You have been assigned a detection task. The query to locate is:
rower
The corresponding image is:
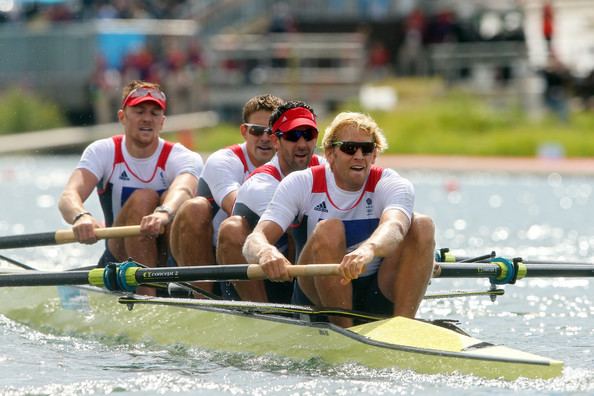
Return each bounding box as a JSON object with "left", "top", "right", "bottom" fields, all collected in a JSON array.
[
  {"left": 58, "top": 80, "right": 203, "bottom": 296},
  {"left": 169, "top": 94, "right": 285, "bottom": 295},
  {"left": 243, "top": 112, "right": 435, "bottom": 327},
  {"left": 217, "top": 101, "right": 325, "bottom": 302}
]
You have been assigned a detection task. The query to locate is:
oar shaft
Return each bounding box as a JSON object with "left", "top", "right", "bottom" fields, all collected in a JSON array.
[
  {"left": 435, "top": 263, "right": 500, "bottom": 278},
  {"left": 0, "top": 226, "right": 141, "bottom": 249},
  {"left": 441, "top": 254, "right": 594, "bottom": 266},
  {"left": 136, "top": 264, "right": 340, "bottom": 283},
  {"left": 436, "top": 263, "right": 594, "bottom": 278},
  {"left": 518, "top": 264, "right": 594, "bottom": 277},
  {"left": 0, "top": 271, "right": 90, "bottom": 286},
  {"left": 0, "top": 232, "right": 57, "bottom": 249},
  {"left": 0, "top": 263, "right": 342, "bottom": 288}
]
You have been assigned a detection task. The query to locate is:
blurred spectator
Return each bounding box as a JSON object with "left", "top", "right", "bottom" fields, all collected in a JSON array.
[
  {"left": 88, "top": 54, "right": 121, "bottom": 124},
  {"left": 425, "top": 9, "right": 458, "bottom": 44},
  {"left": 540, "top": 53, "right": 573, "bottom": 122},
  {"left": 163, "top": 40, "right": 193, "bottom": 114},
  {"left": 542, "top": 2, "right": 554, "bottom": 51},
  {"left": 367, "top": 41, "right": 391, "bottom": 79},
  {"left": 268, "top": 2, "right": 297, "bottom": 33},
  {"left": 95, "top": 2, "right": 119, "bottom": 19},
  {"left": 397, "top": 8, "right": 428, "bottom": 76},
  {"left": 187, "top": 39, "right": 204, "bottom": 68},
  {"left": 87, "top": 36, "right": 209, "bottom": 122},
  {"left": 576, "top": 69, "right": 594, "bottom": 111}
]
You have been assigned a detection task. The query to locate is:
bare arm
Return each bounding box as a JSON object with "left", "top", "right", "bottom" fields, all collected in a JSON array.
[
  {"left": 141, "top": 173, "right": 198, "bottom": 236},
  {"left": 220, "top": 190, "right": 238, "bottom": 216},
  {"left": 340, "top": 209, "right": 411, "bottom": 282},
  {"left": 242, "top": 220, "right": 292, "bottom": 280},
  {"left": 58, "top": 168, "right": 101, "bottom": 244}
]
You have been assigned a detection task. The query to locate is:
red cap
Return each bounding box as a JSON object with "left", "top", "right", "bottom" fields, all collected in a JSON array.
[
  {"left": 122, "top": 87, "right": 167, "bottom": 110},
  {"left": 272, "top": 106, "right": 317, "bottom": 132}
]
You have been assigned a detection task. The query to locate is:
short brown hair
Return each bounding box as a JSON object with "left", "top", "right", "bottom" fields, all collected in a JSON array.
[{"left": 242, "top": 94, "right": 285, "bottom": 123}]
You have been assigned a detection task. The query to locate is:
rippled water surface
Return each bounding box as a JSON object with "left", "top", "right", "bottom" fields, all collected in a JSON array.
[{"left": 1, "top": 156, "right": 593, "bottom": 395}]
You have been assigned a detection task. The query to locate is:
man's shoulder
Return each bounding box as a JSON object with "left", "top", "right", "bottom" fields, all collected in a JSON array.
[
  {"left": 167, "top": 141, "right": 201, "bottom": 158},
  {"left": 204, "top": 145, "right": 244, "bottom": 166},
  {"left": 378, "top": 166, "right": 409, "bottom": 182},
  {"left": 88, "top": 136, "right": 116, "bottom": 149},
  {"left": 237, "top": 178, "right": 275, "bottom": 208},
  {"left": 82, "top": 137, "right": 116, "bottom": 159},
  {"left": 279, "top": 167, "right": 314, "bottom": 188}
]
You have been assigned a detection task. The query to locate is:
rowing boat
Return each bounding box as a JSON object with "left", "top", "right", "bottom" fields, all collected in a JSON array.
[{"left": 0, "top": 259, "right": 565, "bottom": 381}]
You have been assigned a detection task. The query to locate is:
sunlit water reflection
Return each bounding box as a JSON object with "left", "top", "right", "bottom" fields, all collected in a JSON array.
[{"left": 1, "top": 156, "right": 593, "bottom": 395}]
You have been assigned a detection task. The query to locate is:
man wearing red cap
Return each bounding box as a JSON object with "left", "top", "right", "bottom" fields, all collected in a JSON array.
[
  {"left": 168, "top": 94, "right": 284, "bottom": 296},
  {"left": 243, "top": 112, "right": 434, "bottom": 327},
  {"left": 58, "top": 80, "right": 203, "bottom": 295},
  {"left": 218, "top": 101, "right": 325, "bottom": 302}
]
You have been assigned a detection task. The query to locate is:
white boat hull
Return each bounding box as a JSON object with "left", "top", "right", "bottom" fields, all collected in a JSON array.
[{"left": 0, "top": 285, "right": 563, "bottom": 380}]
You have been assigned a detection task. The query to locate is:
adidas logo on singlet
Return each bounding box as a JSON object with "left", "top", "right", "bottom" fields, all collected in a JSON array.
[
  {"left": 313, "top": 201, "right": 328, "bottom": 213},
  {"left": 119, "top": 170, "right": 130, "bottom": 181}
]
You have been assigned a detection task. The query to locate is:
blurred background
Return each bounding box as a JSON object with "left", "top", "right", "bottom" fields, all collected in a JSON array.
[{"left": 0, "top": 0, "right": 593, "bottom": 156}]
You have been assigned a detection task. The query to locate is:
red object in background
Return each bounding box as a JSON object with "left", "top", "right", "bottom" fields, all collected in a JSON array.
[
  {"left": 543, "top": 2, "right": 554, "bottom": 42},
  {"left": 444, "top": 178, "right": 460, "bottom": 193}
]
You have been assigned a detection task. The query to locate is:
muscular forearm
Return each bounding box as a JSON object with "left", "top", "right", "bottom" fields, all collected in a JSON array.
[
  {"left": 360, "top": 215, "right": 408, "bottom": 258},
  {"left": 163, "top": 174, "right": 198, "bottom": 215},
  {"left": 59, "top": 190, "right": 89, "bottom": 224},
  {"left": 242, "top": 231, "right": 271, "bottom": 264}
]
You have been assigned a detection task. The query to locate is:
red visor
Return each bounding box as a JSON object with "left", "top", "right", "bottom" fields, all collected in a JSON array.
[
  {"left": 122, "top": 87, "right": 167, "bottom": 110},
  {"left": 272, "top": 106, "right": 317, "bottom": 132}
]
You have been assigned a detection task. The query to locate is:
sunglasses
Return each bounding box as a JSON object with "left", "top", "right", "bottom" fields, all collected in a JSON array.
[
  {"left": 244, "top": 123, "right": 271, "bottom": 136},
  {"left": 122, "top": 87, "right": 167, "bottom": 105},
  {"left": 332, "top": 141, "right": 376, "bottom": 155},
  {"left": 275, "top": 128, "right": 318, "bottom": 142}
]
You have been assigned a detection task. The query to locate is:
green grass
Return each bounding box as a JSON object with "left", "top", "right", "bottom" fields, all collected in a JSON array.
[
  {"left": 0, "top": 88, "right": 67, "bottom": 134},
  {"left": 165, "top": 78, "right": 594, "bottom": 158}
]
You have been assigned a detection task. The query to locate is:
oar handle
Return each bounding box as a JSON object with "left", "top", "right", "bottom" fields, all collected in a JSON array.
[
  {"left": 0, "top": 225, "right": 142, "bottom": 249},
  {"left": 54, "top": 225, "right": 142, "bottom": 244},
  {"left": 246, "top": 264, "right": 340, "bottom": 279}
]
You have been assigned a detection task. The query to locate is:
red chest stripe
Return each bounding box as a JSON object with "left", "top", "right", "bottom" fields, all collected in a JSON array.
[
  {"left": 229, "top": 144, "right": 249, "bottom": 173},
  {"left": 311, "top": 165, "right": 383, "bottom": 211},
  {"left": 110, "top": 135, "right": 174, "bottom": 183},
  {"left": 249, "top": 164, "right": 282, "bottom": 181}
]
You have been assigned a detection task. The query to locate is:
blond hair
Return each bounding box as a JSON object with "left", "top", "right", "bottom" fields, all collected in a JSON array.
[{"left": 322, "top": 112, "right": 388, "bottom": 153}]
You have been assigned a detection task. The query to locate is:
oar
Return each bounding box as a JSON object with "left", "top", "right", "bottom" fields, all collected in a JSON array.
[
  {"left": 0, "top": 225, "right": 141, "bottom": 249},
  {"left": 436, "top": 262, "right": 594, "bottom": 282},
  {"left": 0, "top": 262, "right": 341, "bottom": 289},
  {"left": 2, "top": 259, "right": 593, "bottom": 289},
  {"left": 437, "top": 250, "right": 594, "bottom": 266},
  {"left": 119, "top": 294, "right": 387, "bottom": 322},
  {"left": 0, "top": 253, "right": 36, "bottom": 270}
]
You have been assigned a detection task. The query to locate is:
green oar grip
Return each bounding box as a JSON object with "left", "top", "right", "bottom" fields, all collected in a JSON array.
[
  {"left": 88, "top": 268, "right": 105, "bottom": 287},
  {"left": 125, "top": 265, "right": 139, "bottom": 287},
  {"left": 87, "top": 262, "right": 140, "bottom": 292}
]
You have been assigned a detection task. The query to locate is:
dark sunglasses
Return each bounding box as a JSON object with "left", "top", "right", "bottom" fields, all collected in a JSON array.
[
  {"left": 244, "top": 123, "right": 271, "bottom": 136},
  {"left": 332, "top": 141, "right": 376, "bottom": 155},
  {"left": 275, "top": 128, "right": 318, "bottom": 142}
]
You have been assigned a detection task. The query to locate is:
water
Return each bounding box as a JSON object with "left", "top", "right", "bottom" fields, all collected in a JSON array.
[{"left": 1, "top": 155, "right": 594, "bottom": 395}]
